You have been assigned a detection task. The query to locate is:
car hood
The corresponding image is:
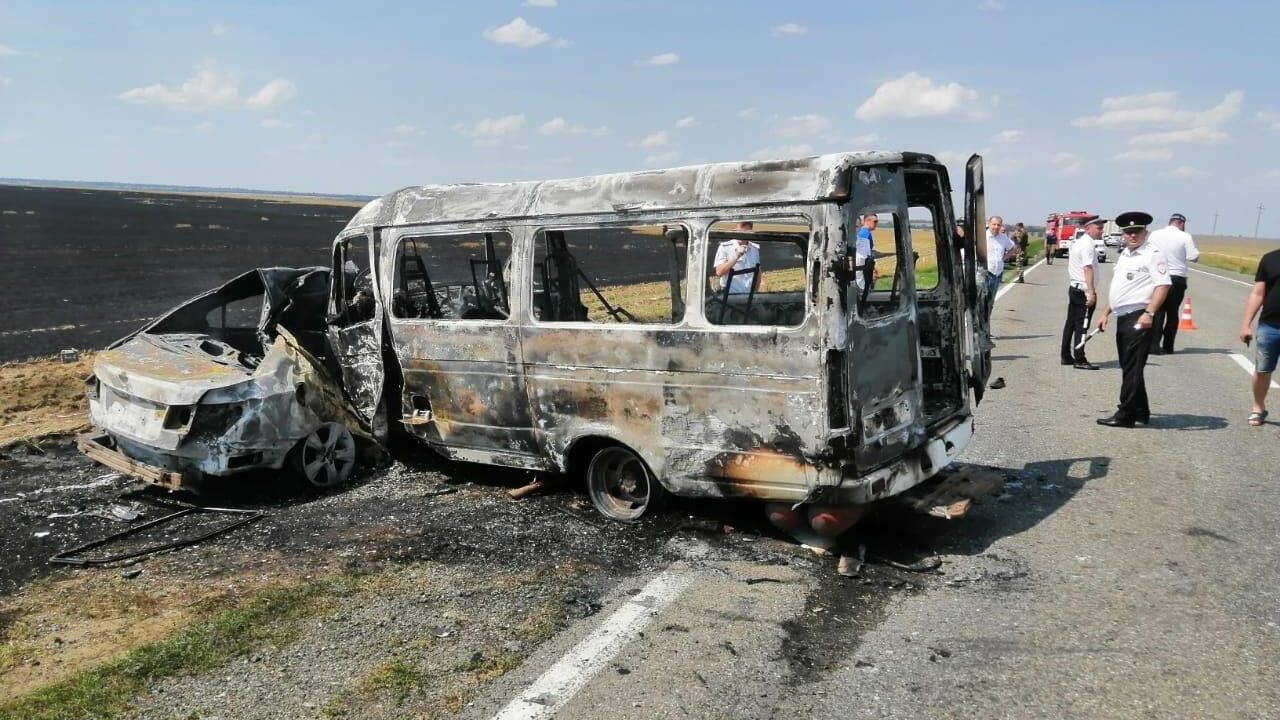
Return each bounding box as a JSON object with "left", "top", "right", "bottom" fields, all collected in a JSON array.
[{"left": 93, "top": 333, "right": 260, "bottom": 406}]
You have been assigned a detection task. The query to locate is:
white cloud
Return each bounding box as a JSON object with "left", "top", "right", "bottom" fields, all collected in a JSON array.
[
  {"left": 1171, "top": 165, "right": 1204, "bottom": 178},
  {"left": 855, "top": 72, "right": 982, "bottom": 120},
  {"left": 245, "top": 78, "right": 298, "bottom": 110},
  {"left": 524, "top": 0, "right": 558, "bottom": 6},
  {"left": 260, "top": 118, "right": 292, "bottom": 129},
  {"left": 996, "top": 129, "right": 1023, "bottom": 143},
  {"left": 483, "top": 18, "right": 550, "bottom": 48},
  {"left": 750, "top": 144, "right": 814, "bottom": 160},
  {"left": 1072, "top": 91, "right": 1242, "bottom": 129},
  {"left": 391, "top": 123, "right": 423, "bottom": 135},
  {"left": 551, "top": 38, "right": 570, "bottom": 48},
  {"left": 636, "top": 52, "right": 679, "bottom": 66},
  {"left": 675, "top": 116, "right": 696, "bottom": 129},
  {"left": 773, "top": 114, "right": 832, "bottom": 138},
  {"left": 977, "top": 0, "right": 1004, "bottom": 8},
  {"left": 212, "top": 23, "right": 228, "bottom": 36},
  {"left": 538, "top": 116, "right": 609, "bottom": 136},
  {"left": 773, "top": 23, "right": 808, "bottom": 37},
  {"left": 1256, "top": 111, "right": 1280, "bottom": 130},
  {"left": 454, "top": 114, "right": 527, "bottom": 145},
  {"left": 737, "top": 107, "right": 758, "bottom": 120},
  {"left": 640, "top": 130, "right": 670, "bottom": 148},
  {"left": 118, "top": 61, "right": 297, "bottom": 112},
  {"left": 1113, "top": 148, "right": 1173, "bottom": 162},
  {"left": 1129, "top": 126, "right": 1229, "bottom": 145},
  {"left": 643, "top": 151, "right": 681, "bottom": 167},
  {"left": 0, "top": 44, "right": 19, "bottom": 56}
]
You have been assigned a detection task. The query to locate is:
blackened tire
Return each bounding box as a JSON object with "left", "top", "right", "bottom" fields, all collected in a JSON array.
[{"left": 586, "top": 445, "right": 663, "bottom": 522}]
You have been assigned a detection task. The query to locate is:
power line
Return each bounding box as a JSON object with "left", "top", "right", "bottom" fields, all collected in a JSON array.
[{"left": 1256, "top": 204, "right": 1266, "bottom": 241}]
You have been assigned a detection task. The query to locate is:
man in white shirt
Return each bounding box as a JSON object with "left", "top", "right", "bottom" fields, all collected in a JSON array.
[
  {"left": 1146, "top": 212, "right": 1199, "bottom": 354},
  {"left": 1061, "top": 216, "right": 1104, "bottom": 369},
  {"left": 712, "top": 221, "right": 762, "bottom": 294},
  {"left": 982, "top": 216, "right": 1018, "bottom": 322},
  {"left": 1094, "top": 211, "right": 1172, "bottom": 427}
]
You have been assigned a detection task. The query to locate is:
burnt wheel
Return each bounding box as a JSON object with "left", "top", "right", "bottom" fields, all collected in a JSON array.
[
  {"left": 292, "top": 422, "right": 356, "bottom": 488},
  {"left": 586, "top": 446, "right": 662, "bottom": 522}
]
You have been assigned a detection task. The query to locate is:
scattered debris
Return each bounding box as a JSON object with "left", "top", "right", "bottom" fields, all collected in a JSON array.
[
  {"left": 507, "top": 478, "right": 546, "bottom": 500},
  {"left": 837, "top": 545, "right": 867, "bottom": 577},
  {"left": 49, "top": 506, "right": 265, "bottom": 566},
  {"left": 988, "top": 377, "right": 1006, "bottom": 390},
  {"left": 120, "top": 568, "right": 142, "bottom": 579},
  {"left": 33, "top": 530, "right": 51, "bottom": 538},
  {"left": 88, "top": 502, "right": 145, "bottom": 523},
  {"left": 744, "top": 577, "right": 785, "bottom": 586},
  {"left": 59, "top": 348, "right": 80, "bottom": 363},
  {"left": 898, "top": 465, "right": 1003, "bottom": 519}
]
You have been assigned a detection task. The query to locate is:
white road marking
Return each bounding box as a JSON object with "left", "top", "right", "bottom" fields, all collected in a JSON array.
[
  {"left": 1230, "top": 352, "right": 1280, "bottom": 388},
  {"left": 1188, "top": 266, "right": 1253, "bottom": 288},
  {"left": 995, "top": 257, "right": 1047, "bottom": 303},
  {"left": 491, "top": 567, "right": 695, "bottom": 720}
]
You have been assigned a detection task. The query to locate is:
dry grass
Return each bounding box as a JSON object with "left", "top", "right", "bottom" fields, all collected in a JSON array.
[
  {"left": 1194, "top": 236, "right": 1278, "bottom": 276},
  {"left": 0, "top": 355, "right": 94, "bottom": 447}
]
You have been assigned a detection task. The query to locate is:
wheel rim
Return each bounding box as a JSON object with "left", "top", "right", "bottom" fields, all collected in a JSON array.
[
  {"left": 587, "top": 447, "right": 654, "bottom": 521},
  {"left": 299, "top": 422, "right": 356, "bottom": 488}
]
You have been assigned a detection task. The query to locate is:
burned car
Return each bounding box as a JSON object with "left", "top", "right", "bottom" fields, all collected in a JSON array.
[{"left": 80, "top": 267, "right": 376, "bottom": 490}]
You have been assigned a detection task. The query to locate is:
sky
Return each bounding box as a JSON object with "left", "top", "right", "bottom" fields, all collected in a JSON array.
[{"left": 1, "top": 0, "right": 1278, "bottom": 237}]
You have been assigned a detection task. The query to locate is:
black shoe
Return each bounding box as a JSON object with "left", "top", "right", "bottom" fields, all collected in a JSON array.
[
  {"left": 1073, "top": 361, "right": 1100, "bottom": 370},
  {"left": 1162, "top": 347, "right": 1175, "bottom": 355},
  {"left": 1097, "top": 414, "right": 1136, "bottom": 428},
  {"left": 1135, "top": 414, "right": 1151, "bottom": 425},
  {"left": 1061, "top": 359, "right": 1075, "bottom": 366}
]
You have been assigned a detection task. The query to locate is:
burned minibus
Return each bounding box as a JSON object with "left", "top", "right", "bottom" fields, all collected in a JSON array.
[{"left": 330, "top": 152, "right": 992, "bottom": 531}]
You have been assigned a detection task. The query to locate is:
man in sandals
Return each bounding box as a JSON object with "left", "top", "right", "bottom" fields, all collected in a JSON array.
[{"left": 1239, "top": 247, "right": 1280, "bottom": 426}]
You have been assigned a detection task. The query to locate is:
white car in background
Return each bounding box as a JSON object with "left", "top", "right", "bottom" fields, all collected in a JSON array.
[{"left": 1073, "top": 228, "right": 1108, "bottom": 263}]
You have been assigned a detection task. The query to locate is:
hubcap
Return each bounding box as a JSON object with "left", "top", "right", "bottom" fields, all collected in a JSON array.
[{"left": 300, "top": 422, "right": 355, "bottom": 487}]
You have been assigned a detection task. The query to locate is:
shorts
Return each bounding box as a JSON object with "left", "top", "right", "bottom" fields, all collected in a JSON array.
[{"left": 1256, "top": 322, "right": 1280, "bottom": 373}]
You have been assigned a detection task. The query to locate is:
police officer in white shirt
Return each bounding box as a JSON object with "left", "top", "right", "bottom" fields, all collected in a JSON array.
[
  {"left": 1062, "top": 216, "right": 1105, "bottom": 369},
  {"left": 1094, "top": 211, "right": 1172, "bottom": 427},
  {"left": 712, "top": 221, "right": 762, "bottom": 294},
  {"left": 1146, "top": 212, "right": 1199, "bottom": 354}
]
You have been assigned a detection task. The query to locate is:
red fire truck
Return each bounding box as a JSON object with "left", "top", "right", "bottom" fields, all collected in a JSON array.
[{"left": 1046, "top": 211, "right": 1094, "bottom": 258}]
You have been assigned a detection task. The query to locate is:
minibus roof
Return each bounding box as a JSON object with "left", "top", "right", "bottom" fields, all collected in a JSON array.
[{"left": 341, "top": 151, "right": 938, "bottom": 232}]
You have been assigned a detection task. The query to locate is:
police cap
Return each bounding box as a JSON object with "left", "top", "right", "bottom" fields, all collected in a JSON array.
[
  {"left": 1115, "top": 211, "right": 1154, "bottom": 232},
  {"left": 1083, "top": 215, "right": 1108, "bottom": 227}
]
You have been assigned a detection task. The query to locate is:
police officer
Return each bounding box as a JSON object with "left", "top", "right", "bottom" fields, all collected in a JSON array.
[
  {"left": 1062, "top": 216, "right": 1105, "bottom": 369},
  {"left": 1094, "top": 211, "right": 1172, "bottom": 427}
]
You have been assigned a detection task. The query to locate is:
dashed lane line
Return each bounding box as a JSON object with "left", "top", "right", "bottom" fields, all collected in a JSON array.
[
  {"left": 491, "top": 567, "right": 695, "bottom": 720},
  {"left": 1230, "top": 352, "right": 1280, "bottom": 388}
]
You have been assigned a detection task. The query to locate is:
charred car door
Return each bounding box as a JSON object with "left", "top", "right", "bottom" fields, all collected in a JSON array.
[
  {"left": 845, "top": 165, "right": 925, "bottom": 472},
  {"left": 962, "top": 154, "right": 992, "bottom": 403},
  {"left": 328, "top": 232, "right": 387, "bottom": 428}
]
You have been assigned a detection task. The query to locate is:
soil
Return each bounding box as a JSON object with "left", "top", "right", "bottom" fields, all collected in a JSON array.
[{"left": 0, "top": 184, "right": 359, "bottom": 361}]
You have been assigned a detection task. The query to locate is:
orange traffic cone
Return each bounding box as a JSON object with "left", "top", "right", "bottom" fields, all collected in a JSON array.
[{"left": 1178, "top": 296, "right": 1199, "bottom": 330}]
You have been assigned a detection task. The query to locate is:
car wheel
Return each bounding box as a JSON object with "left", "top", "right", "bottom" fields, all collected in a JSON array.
[
  {"left": 292, "top": 422, "right": 357, "bottom": 488},
  {"left": 586, "top": 445, "right": 662, "bottom": 522}
]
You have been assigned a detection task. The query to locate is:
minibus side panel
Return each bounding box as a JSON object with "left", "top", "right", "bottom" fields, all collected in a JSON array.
[{"left": 380, "top": 227, "right": 542, "bottom": 463}]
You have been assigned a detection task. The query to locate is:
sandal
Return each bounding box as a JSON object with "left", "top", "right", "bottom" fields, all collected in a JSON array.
[{"left": 1248, "top": 410, "right": 1268, "bottom": 426}]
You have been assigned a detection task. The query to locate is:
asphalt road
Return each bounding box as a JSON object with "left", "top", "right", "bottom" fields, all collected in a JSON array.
[{"left": 465, "top": 256, "right": 1280, "bottom": 720}]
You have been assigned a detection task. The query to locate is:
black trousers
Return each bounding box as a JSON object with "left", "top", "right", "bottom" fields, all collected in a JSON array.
[
  {"left": 1116, "top": 309, "right": 1153, "bottom": 421},
  {"left": 1061, "top": 287, "right": 1095, "bottom": 363},
  {"left": 1150, "top": 275, "right": 1187, "bottom": 352}
]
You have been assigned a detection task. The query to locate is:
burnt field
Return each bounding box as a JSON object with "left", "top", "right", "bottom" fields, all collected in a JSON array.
[{"left": 0, "top": 185, "right": 361, "bottom": 362}]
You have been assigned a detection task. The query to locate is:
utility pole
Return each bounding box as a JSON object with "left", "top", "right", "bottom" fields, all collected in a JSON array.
[
  {"left": 1211, "top": 211, "right": 1219, "bottom": 235},
  {"left": 1256, "top": 204, "right": 1266, "bottom": 240}
]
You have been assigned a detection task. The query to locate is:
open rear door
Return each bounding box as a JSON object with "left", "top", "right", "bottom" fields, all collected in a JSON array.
[
  {"left": 327, "top": 232, "right": 387, "bottom": 434},
  {"left": 963, "top": 154, "right": 991, "bottom": 404}
]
